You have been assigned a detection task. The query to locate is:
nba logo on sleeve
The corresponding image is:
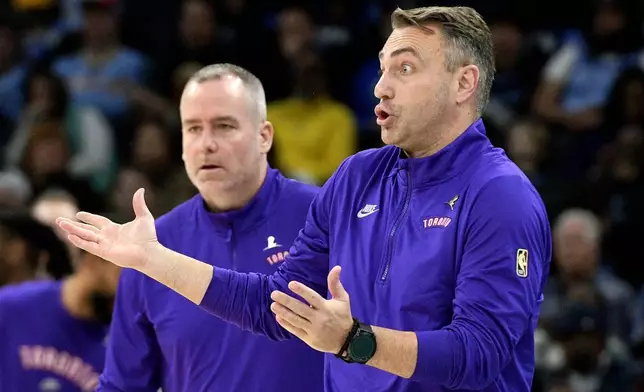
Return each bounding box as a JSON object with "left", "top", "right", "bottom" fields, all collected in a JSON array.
[{"left": 516, "top": 248, "right": 528, "bottom": 278}]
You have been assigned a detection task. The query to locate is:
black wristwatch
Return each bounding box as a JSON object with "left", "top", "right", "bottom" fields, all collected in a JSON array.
[{"left": 335, "top": 318, "right": 377, "bottom": 364}]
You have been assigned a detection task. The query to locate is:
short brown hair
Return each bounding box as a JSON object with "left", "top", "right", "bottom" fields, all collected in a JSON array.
[
  {"left": 391, "top": 6, "right": 495, "bottom": 116},
  {"left": 186, "top": 63, "right": 267, "bottom": 122}
]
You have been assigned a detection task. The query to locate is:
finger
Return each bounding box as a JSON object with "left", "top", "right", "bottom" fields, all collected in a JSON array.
[
  {"left": 76, "top": 211, "right": 113, "bottom": 230},
  {"left": 270, "top": 302, "right": 311, "bottom": 330},
  {"left": 270, "top": 291, "right": 315, "bottom": 320},
  {"left": 287, "top": 281, "right": 325, "bottom": 309},
  {"left": 67, "top": 234, "right": 103, "bottom": 257},
  {"left": 275, "top": 315, "right": 307, "bottom": 341},
  {"left": 327, "top": 266, "right": 348, "bottom": 301},
  {"left": 133, "top": 188, "right": 153, "bottom": 218},
  {"left": 58, "top": 220, "right": 100, "bottom": 243},
  {"left": 56, "top": 217, "right": 99, "bottom": 234}
]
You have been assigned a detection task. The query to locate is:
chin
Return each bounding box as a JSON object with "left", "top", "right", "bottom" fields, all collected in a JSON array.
[{"left": 380, "top": 126, "right": 402, "bottom": 147}]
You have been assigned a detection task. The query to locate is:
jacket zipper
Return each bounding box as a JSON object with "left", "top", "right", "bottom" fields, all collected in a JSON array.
[
  {"left": 227, "top": 225, "right": 237, "bottom": 271},
  {"left": 380, "top": 169, "right": 412, "bottom": 282}
]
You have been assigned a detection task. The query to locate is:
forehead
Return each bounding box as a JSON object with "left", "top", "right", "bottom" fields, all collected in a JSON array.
[
  {"left": 380, "top": 24, "right": 444, "bottom": 61},
  {"left": 558, "top": 220, "right": 588, "bottom": 237},
  {"left": 180, "top": 77, "right": 250, "bottom": 120}
]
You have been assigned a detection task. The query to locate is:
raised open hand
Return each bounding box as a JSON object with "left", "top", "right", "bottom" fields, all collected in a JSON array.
[{"left": 56, "top": 188, "right": 158, "bottom": 269}]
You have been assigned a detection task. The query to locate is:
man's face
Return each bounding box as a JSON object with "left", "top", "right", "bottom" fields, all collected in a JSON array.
[
  {"left": 32, "top": 198, "right": 79, "bottom": 260},
  {"left": 179, "top": 0, "right": 215, "bottom": 47},
  {"left": 555, "top": 220, "right": 598, "bottom": 279},
  {"left": 0, "top": 233, "right": 26, "bottom": 286},
  {"left": 375, "top": 25, "right": 455, "bottom": 152},
  {"left": 180, "top": 77, "right": 272, "bottom": 199}
]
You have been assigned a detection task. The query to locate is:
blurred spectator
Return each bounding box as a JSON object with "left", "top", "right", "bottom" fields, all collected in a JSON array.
[
  {"left": 506, "top": 119, "right": 550, "bottom": 183},
  {"left": 350, "top": 6, "right": 391, "bottom": 150},
  {"left": 534, "top": 0, "right": 642, "bottom": 132},
  {"left": 0, "top": 18, "right": 27, "bottom": 129},
  {"left": 17, "top": 119, "right": 104, "bottom": 212},
  {"left": 0, "top": 210, "right": 71, "bottom": 287},
  {"left": 484, "top": 17, "right": 549, "bottom": 143},
  {"left": 532, "top": 0, "right": 644, "bottom": 178},
  {"left": 31, "top": 188, "right": 80, "bottom": 262},
  {"left": 128, "top": 61, "right": 204, "bottom": 130},
  {"left": 0, "top": 248, "right": 119, "bottom": 391},
  {"left": 0, "top": 169, "right": 32, "bottom": 207},
  {"left": 268, "top": 51, "right": 357, "bottom": 185},
  {"left": 541, "top": 209, "right": 634, "bottom": 341},
  {"left": 4, "top": 68, "right": 116, "bottom": 193},
  {"left": 162, "top": 0, "right": 236, "bottom": 86},
  {"left": 51, "top": 0, "right": 147, "bottom": 153},
  {"left": 128, "top": 118, "right": 195, "bottom": 215},
  {"left": 584, "top": 76, "right": 644, "bottom": 286},
  {"left": 108, "top": 167, "right": 155, "bottom": 219},
  {"left": 536, "top": 296, "right": 640, "bottom": 392}
]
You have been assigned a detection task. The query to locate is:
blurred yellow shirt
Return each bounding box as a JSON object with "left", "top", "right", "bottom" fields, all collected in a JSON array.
[{"left": 268, "top": 97, "right": 357, "bottom": 185}]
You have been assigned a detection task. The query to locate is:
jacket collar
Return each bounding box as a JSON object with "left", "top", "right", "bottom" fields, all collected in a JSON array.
[
  {"left": 395, "top": 119, "right": 492, "bottom": 187},
  {"left": 198, "top": 166, "right": 280, "bottom": 234}
]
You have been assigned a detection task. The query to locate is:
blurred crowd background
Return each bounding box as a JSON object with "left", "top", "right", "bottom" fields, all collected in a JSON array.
[{"left": 1, "top": 0, "right": 644, "bottom": 390}]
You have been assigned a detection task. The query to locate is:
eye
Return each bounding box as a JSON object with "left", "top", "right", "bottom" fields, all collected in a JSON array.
[
  {"left": 378, "top": 69, "right": 384, "bottom": 77},
  {"left": 217, "top": 123, "right": 235, "bottom": 130},
  {"left": 187, "top": 126, "right": 201, "bottom": 133},
  {"left": 401, "top": 64, "right": 413, "bottom": 74}
]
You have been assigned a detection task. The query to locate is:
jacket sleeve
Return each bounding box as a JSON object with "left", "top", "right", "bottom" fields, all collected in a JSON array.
[
  {"left": 198, "top": 161, "right": 349, "bottom": 340},
  {"left": 97, "top": 270, "right": 162, "bottom": 391},
  {"left": 411, "top": 175, "right": 551, "bottom": 389}
]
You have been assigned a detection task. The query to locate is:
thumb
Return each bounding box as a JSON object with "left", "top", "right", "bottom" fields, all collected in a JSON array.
[
  {"left": 132, "top": 188, "right": 153, "bottom": 218},
  {"left": 327, "top": 266, "right": 348, "bottom": 301}
]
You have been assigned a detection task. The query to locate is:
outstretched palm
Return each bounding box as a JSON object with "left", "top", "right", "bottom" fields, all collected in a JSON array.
[{"left": 56, "top": 188, "right": 158, "bottom": 269}]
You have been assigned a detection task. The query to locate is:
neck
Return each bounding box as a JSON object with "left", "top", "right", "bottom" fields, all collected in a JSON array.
[
  {"left": 1, "top": 265, "right": 35, "bottom": 286},
  {"left": 204, "top": 160, "right": 268, "bottom": 212},
  {"left": 84, "top": 43, "right": 117, "bottom": 59},
  {"left": 406, "top": 112, "right": 478, "bottom": 158},
  {"left": 61, "top": 274, "right": 95, "bottom": 321}
]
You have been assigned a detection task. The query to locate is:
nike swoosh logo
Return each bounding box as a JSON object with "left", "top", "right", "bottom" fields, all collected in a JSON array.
[{"left": 357, "top": 209, "right": 378, "bottom": 218}]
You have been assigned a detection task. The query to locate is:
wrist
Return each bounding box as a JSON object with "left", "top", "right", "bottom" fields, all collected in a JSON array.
[
  {"left": 336, "top": 318, "right": 377, "bottom": 364},
  {"left": 136, "top": 241, "right": 165, "bottom": 274}
]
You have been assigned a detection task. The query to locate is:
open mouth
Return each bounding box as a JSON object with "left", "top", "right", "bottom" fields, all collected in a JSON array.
[
  {"left": 375, "top": 107, "right": 390, "bottom": 121},
  {"left": 375, "top": 106, "right": 393, "bottom": 126},
  {"left": 200, "top": 164, "right": 222, "bottom": 171}
]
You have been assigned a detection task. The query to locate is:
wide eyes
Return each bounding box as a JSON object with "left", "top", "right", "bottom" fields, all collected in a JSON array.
[{"left": 378, "top": 63, "right": 413, "bottom": 77}]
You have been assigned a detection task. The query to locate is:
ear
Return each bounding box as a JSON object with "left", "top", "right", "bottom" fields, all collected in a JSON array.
[
  {"left": 259, "top": 121, "right": 274, "bottom": 154},
  {"left": 455, "top": 64, "right": 479, "bottom": 106}
]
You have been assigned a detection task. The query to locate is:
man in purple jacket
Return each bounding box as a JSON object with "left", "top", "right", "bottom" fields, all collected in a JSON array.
[
  {"left": 58, "top": 6, "right": 552, "bottom": 392},
  {"left": 95, "top": 64, "right": 324, "bottom": 391}
]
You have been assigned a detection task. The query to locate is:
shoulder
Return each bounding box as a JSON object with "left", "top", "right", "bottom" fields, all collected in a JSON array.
[
  {"left": 155, "top": 195, "right": 200, "bottom": 236},
  {"left": 116, "top": 47, "right": 147, "bottom": 66},
  {"left": 323, "top": 100, "right": 357, "bottom": 119},
  {"left": 0, "top": 280, "right": 59, "bottom": 310},
  {"left": 317, "top": 146, "right": 398, "bottom": 200},
  {"left": 277, "top": 173, "right": 319, "bottom": 202},
  {"left": 467, "top": 150, "right": 549, "bottom": 228},
  {"left": 337, "top": 145, "right": 398, "bottom": 179},
  {"left": 270, "top": 171, "right": 320, "bottom": 219},
  {"left": 52, "top": 54, "right": 82, "bottom": 71}
]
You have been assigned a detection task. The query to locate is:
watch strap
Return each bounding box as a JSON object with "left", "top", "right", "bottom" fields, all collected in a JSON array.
[{"left": 335, "top": 318, "right": 360, "bottom": 362}]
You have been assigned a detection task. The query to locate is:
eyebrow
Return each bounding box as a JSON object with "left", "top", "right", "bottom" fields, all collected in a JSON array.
[
  {"left": 182, "top": 115, "right": 239, "bottom": 126},
  {"left": 378, "top": 47, "right": 421, "bottom": 60}
]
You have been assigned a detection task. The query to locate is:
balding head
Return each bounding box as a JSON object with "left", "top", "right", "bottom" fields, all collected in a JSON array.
[{"left": 183, "top": 63, "right": 267, "bottom": 124}]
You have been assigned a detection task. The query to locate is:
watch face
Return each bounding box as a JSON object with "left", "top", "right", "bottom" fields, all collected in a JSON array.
[{"left": 349, "top": 334, "right": 376, "bottom": 361}]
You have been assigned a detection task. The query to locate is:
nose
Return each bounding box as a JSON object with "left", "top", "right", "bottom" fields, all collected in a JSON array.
[
  {"left": 199, "top": 129, "right": 217, "bottom": 152},
  {"left": 374, "top": 73, "right": 394, "bottom": 101}
]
